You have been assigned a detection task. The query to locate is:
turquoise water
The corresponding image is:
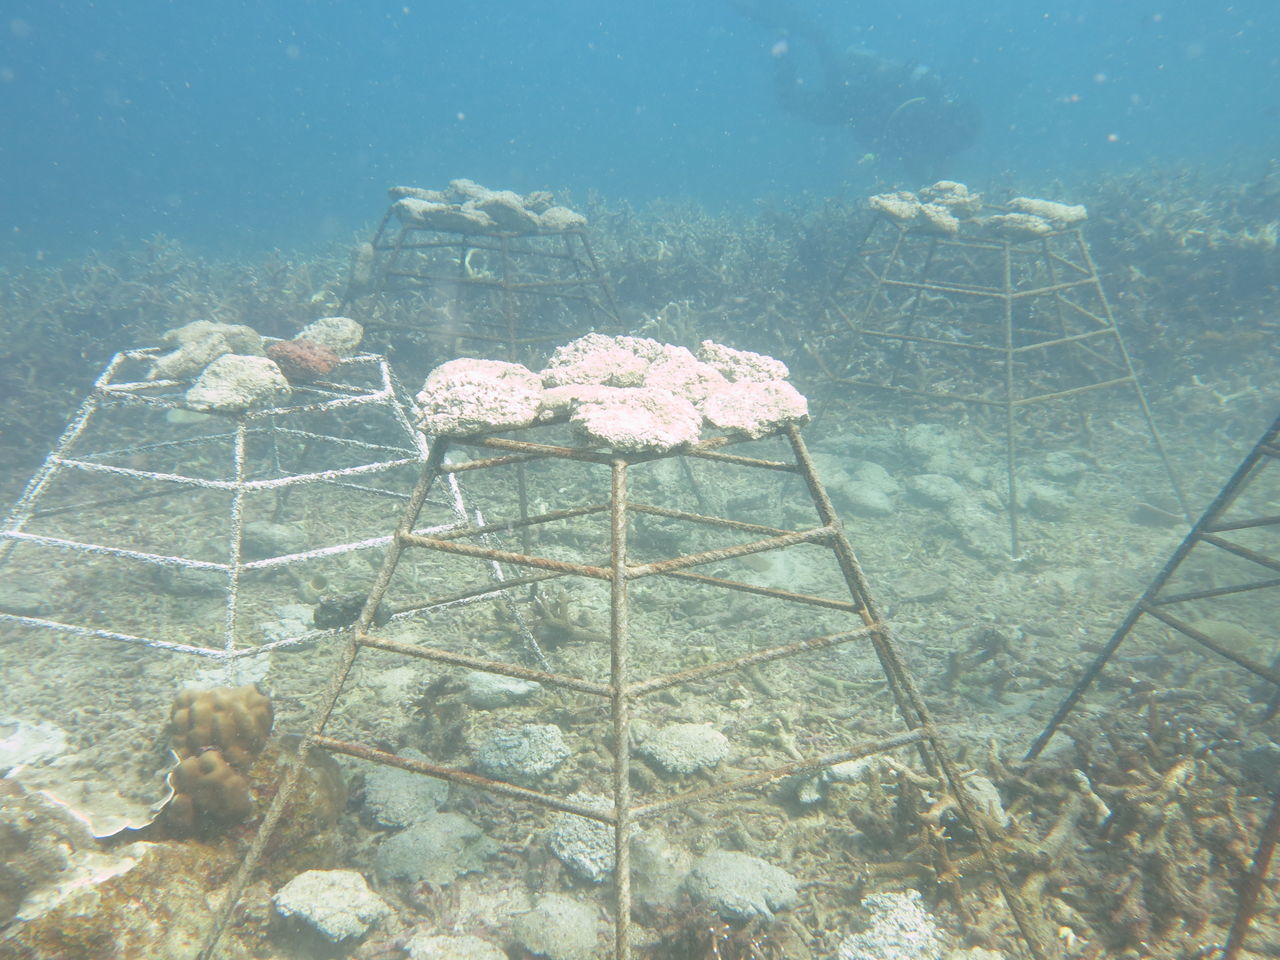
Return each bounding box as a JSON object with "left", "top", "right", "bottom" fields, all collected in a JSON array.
[{"left": 2, "top": 1, "right": 1277, "bottom": 257}]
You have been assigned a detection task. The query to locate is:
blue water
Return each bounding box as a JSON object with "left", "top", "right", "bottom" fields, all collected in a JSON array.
[{"left": 1, "top": 0, "right": 1276, "bottom": 258}]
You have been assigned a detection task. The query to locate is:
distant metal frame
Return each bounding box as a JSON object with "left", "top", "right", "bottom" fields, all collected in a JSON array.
[
  {"left": 814, "top": 213, "right": 1190, "bottom": 558},
  {"left": 343, "top": 200, "right": 622, "bottom": 361}
]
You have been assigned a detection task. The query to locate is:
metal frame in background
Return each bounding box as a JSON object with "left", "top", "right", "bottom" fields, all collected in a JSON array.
[
  {"left": 198, "top": 419, "right": 1058, "bottom": 960},
  {"left": 0, "top": 348, "right": 483, "bottom": 663},
  {"left": 812, "top": 213, "right": 1190, "bottom": 558},
  {"left": 1027, "top": 411, "right": 1280, "bottom": 960},
  {"left": 342, "top": 195, "right": 622, "bottom": 362}
]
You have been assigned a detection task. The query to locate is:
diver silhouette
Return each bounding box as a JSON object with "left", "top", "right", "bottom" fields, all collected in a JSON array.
[{"left": 730, "top": 0, "right": 980, "bottom": 178}]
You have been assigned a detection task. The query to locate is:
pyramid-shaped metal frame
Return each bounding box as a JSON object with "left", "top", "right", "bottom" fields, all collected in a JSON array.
[
  {"left": 1027, "top": 410, "right": 1280, "bottom": 959},
  {"left": 813, "top": 211, "right": 1190, "bottom": 557},
  {"left": 198, "top": 419, "right": 1057, "bottom": 960},
  {"left": 0, "top": 348, "right": 445, "bottom": 661}
]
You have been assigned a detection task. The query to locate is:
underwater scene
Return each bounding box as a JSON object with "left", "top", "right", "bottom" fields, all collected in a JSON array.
[{"left": 1, "top": 3, "right": 1278, "bottom": 960}]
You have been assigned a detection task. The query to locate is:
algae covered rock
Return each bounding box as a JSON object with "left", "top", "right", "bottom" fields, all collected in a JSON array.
[
  {"left": 636, "top": 723, "right": 730, "bottom": 775},
  {"left": 512, "top": 893, "right": 602, "bottom": 960},
  {"left": 373, "top": 812, "right": 496, "bottom": 885},
  {"left": 547, "top": 793, "right": 615, "bottom": 883},
  {"left": 2, "top": 830, "right": 242, "bottom": 960},
  {"left": 361, "top": 748, "right": 448, "bottom": 828},
  {"left": 473, "top": 722, "right": 570, "bottom": 785}
]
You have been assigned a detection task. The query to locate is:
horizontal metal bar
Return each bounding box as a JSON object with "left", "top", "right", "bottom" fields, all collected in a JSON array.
[
  {"left": 629, "top": 503, "right": 797, "bottom": 538},
  {"left": 626, "top": 525, "right": 835, "bottom": 580},
  {"left": 1011, "top": 328, "right": 1113, "bottom": 353},
  {"left": 661, "top": 569, "right": 861, "bottom": 612},
  {"left": 428, "top": 503, "right": 610, "bottom": 542},
  {"left": 356, "top": 631, "right": 612, "bottom": 696},
  {"left": 1151, "top": 577, "right": 1280, "bottom": 606},
  {"left": 679, "top": 448, "right": 799, "bottom": 472},
  {"left": 440, "top": 451, "right": 553, "bottom": 472},
  {"left": 311, "top": 735, "right": 618, "bottom": 823},
  {"left": 626, "top": 624, "right": 877, "bottom": 697},
  {"left": 1139, "top": 602, "right": 1280, "bottom": 686},
  {"left": 1011, "top": 376, "right": 1135, "bottom": 406},
  {"left": 857, "top": 329, "right": 1004, "bottom": 352},
  {"left": 1199, "top": 532, "right": 1280, "bottom": 574},
  {"left": 398, "top": 532, "right": 613, "bottom": 580},
  {"left": 825, "top": 378, "right": 1004, "bottom": 407},
  {"left": 1008, "top": 277, "right": 1095, "bottom": 299},
  {"left": 630, "top": 729, "right": 926, "bottom": 821},
  {"left": 388, "top": 569, "right": 565, "bottom": 614},
  {"left": 1207, "top": 515, "right": 1280, "bottom": 534}
]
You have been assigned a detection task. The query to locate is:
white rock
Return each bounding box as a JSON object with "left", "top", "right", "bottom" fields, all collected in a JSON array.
[
  {"left": 918, "top": 202, "right": 960, "bottom": 235},
  {"left": 471, "top": 191, "right": 541, "bottom": 233},
  {"left": 570, "top": 387, "right": 702, "bottom": 453},
  {"left": 701, "top": 380, "right": 808, "bottom": 439},
  {"left": 1008, "top": 196, "right": 1087, "bottom": 224},
  {"left": 299, "top": 316, "right": 364, "bottom": 356},
  {"left": 870, "top": 191, "right": 923, "bottom": 222},
  {"left": 416, "top": 358, "right": 543, "bottom": 436},
  {"left": 547, "top": 792, "right": 616, "bottom": 883},
  {"left": 185, "top": 354, "right": 291, "bottom": 412},
  {"left": 684, "top": 851, "right": 798, "bottom": 921},
  {"left": 512, "top": 894, "right": 602, "bottom": 960},
  {"left": 637, "top": 723, "right": 730, "bottom": 775},
  {"left": 393, "top": 197, "right": 496, "bottom": 233},
  {"left": 462, "top": 671, "right": 542, "bottom": 709},
  {"left": 538, "top": 383, "right": 628, "bottom": 419},
  {"left": 541, "top": 333, "right": 662, "bottom": 385},
  {"left": 542, "top": 343, "right": 649, "bottom": 388},
  {"left": 272, "top": 869, "right": 391, "bottom": 943},
  {"left": 643, "top": 349, "right": 727, "bottom": 405},
  {"left": 148, "top": 320, "right": 263, "bottom": 381},
  {"left": 837, "top": 889, "right": 944, "bottom": 960},
  {"left": 983, "top": 213, "right": 1054, "bottom": 239},
  {"left": 538, "top": 206, "right": 588, "bottom": 232},
  {"left": 697, "top": 340, "right": 789, "bottom": 382}
]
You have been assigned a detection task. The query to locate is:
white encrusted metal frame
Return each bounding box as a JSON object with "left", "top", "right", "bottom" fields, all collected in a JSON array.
[{"left": 0, "top": 348, "right": 495, "bottom": 663}]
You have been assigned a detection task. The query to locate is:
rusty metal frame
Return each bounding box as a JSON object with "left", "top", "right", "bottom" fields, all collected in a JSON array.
[
  {"left": 198, "top": 419, "right": 1057, "bottom": 960},
  {"left": 814, "top": 213, "right": 1189, "bottom": 558},
  {"left": 342, "top": 202, "right": 622, "bottom": 359},
  {"left": 1027, "top": 410, "right": 1280, "bottom": 959}
]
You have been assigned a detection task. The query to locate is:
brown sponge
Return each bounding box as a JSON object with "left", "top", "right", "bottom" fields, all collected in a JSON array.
[{"left": 170, "top": 684, "right": 273, "bottom": 769}]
